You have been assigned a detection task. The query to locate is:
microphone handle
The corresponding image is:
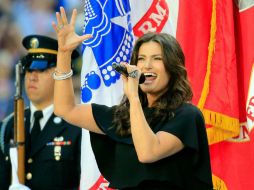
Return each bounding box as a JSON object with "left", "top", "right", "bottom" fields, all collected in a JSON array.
[{"left": 112, "top": 63, "right": 145, "bottom": 84}]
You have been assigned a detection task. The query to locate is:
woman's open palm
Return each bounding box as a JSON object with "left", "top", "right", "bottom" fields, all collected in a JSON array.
[{"left": 52, "top": 7, "right": 92, "bottom": 53}]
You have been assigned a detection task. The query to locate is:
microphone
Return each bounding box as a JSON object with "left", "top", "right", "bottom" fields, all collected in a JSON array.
[{"left": 112, "top": 63, "right": 145, "bottom": 84}]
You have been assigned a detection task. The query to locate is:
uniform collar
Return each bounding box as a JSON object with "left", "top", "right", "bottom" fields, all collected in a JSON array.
[{"left": 30, "top": 103, "right": 54, "bottom": 130}]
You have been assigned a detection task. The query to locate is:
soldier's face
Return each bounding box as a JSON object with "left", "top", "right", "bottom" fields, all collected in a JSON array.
[{"left": 25, "top": 67, "right": 55, "bottom": 108}]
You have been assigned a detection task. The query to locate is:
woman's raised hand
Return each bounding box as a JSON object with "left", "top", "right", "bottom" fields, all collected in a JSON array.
[
  {"left": 52, "top": 7, "right": 92, "bottom": 53},
  {"left": 121, "top": 62, "right": 141, "bottom": 101}
]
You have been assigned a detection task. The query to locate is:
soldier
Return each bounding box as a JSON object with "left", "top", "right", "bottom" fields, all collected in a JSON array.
[{"left": 0, "top": 35, "right": 82, "bottom": 190}]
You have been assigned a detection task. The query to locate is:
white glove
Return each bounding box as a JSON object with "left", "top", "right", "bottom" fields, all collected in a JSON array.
[
  {"left": 9, "top": 147, "right": 31, "bottom": 190},
  {"left": 9, "top": 184, "right": 31, "bottom": 190}
]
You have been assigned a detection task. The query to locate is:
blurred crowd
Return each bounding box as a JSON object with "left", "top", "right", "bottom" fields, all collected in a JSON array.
[{"left": 0, "top": 0, "right": 84, "bottom": 120}]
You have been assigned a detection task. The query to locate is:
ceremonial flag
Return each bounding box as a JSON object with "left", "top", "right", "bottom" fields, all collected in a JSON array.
[
  {"left": 131, "top": 0, "right": 254, "bottom": 189},
  {"left": 80, "top": 0, "right": 133, "bottom": 189},
  {"left": 176, "top": 0, "right": 254, "bottom": 189},
  {"left": 208, "top": 1, "right": 254, "bottom": 189},
  {"left": 80, "top": 0, "right": 254, "bottom": 189}
]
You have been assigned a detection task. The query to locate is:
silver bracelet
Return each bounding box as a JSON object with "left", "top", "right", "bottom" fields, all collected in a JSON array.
[
  {"left": 52, "top": 69, "right": 73, "bottom": 80},
  {"left": 54, "top": 69, "right": 71, "bottom": 74}
]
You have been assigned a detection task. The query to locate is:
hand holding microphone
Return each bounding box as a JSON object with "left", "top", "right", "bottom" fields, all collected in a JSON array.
[{"left": 112, "top": 63, "right": 145, "bottom": 84}]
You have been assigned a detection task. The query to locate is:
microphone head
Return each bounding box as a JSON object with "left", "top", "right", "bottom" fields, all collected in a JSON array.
[{"left": 112, "top": 63, "right": 127, "bottom": 75}]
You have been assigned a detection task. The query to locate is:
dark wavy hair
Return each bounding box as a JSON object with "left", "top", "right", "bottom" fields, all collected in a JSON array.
[{"left": 113, "top": 33, "right": 193, "bottom": 136}]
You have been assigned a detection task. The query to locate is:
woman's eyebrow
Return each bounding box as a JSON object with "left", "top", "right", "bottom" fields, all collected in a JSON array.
[{"left": 138, "top": 54, "right": 162, "bottom": 57}]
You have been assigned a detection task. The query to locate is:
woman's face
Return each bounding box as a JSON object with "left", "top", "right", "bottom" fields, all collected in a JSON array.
[{"left": 137, "top": 41, "right": 170, "bottom": 101}]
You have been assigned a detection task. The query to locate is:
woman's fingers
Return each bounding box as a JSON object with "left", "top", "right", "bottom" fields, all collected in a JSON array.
[
  {"left": 54, "top": 7, "right": 80, "bottom": 33},
  {"left": 80, "top": 34, "right": 93, "bottom": 41},
  {"left": 121, "top": 62, "right": 137, "bottom": 73},
  {"left": 55, "top": 7, "right": 68, "bottom": 31},
  {"left": 52, "top": 7, "right": 93, "bottom": 50},
  {"left": 60, "top": 7, "right": 68, "bottom": 25},
  {"left": 70, "top": 9, "right": 78, "bottom": 27},
  {"left": 54, "top": 7, "right": 73, "bottom": 33},
  {"left": 52, "top": 21, "right": 58, "bottom": 33},
  {"left": 56, "top": 12, "right": 63, "bottom": 26}
]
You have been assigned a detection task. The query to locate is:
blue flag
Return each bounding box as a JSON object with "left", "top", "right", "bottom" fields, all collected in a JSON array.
[
  {"left": 80, "top": 1, "right": 133, "bottom": 189},
  {"left": 81, "top": 0, "right": 133, "bottom": 104}
]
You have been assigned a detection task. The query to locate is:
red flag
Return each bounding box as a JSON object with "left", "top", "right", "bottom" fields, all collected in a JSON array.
[
  {"left": 177, "top": 0, "right": 240, "bottom": 145},
  {"left": 176, "top": 0, "right": 254, "bottom": 189},
  {"left": 209, "top": 2, "right": 254, "bottom": 190},
  {"left": 80, "top": 0, "right": 254, "bottom": 189}
]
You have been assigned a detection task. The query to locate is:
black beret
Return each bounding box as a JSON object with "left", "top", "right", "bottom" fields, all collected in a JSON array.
[{"left": 22, "top": 35, "right": 79, "bottom": 71}]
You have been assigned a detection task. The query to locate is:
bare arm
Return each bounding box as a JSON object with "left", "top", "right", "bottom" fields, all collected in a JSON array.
[
  {"left": 122, "top": 63, "right": 184, "bottom": 163},
  {"left": 52, "top": 7, "right": 102, "bottom": 134},
  {"left": 129, "top": 98, "right": 184, "bottom": 163}
]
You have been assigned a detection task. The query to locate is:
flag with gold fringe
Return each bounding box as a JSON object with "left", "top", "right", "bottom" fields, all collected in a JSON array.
[
  {"left": 80, "top": 0, "right": 254, "bottom": 189},
  {"left": 176, "top": 0, "right": 254, "bottom": 189},
  {"left": 132, "top": 0, "right": 254, "bottom": 189}
]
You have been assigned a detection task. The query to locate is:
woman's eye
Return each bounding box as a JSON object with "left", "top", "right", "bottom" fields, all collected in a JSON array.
[
  {"left": 154, "top": 57, "right": 162, "bottom": 60},
  {"left": 137, "top": 57, "right": 145, "bottom": 61}
]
